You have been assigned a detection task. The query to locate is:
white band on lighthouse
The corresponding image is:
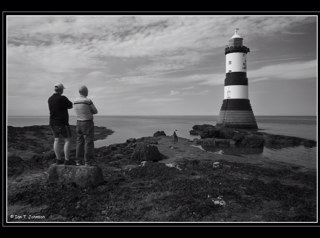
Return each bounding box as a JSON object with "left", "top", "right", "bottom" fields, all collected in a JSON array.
[
  {"left": 224, "top": 85, "right": 248, "bottom": 99},
  {"left": 226, "top": 52, "right": 247, "bottom": 73}
]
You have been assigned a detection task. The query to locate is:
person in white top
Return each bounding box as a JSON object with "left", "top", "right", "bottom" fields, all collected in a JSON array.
[{"left": 74, "top": 85, "right": 98, "bottom": 166}]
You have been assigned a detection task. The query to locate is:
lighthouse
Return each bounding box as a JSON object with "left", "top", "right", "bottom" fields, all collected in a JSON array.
[{"left": 217, "top": 29, "right": 258, "bottom": 129}]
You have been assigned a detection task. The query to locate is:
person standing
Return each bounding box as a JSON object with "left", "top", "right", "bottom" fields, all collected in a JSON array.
[
  {"left": 74, "top": 85, "right": 98, "bottom": 166},
  {"left": 48, "top": 83, "right": 74, "bottom": 165},
  {"left": 173, "top": 129, "right": 178, "bottom": 144}
]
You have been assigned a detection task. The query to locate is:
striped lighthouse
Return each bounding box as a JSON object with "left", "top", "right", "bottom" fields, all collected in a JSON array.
[{"left": 217, "top": 29, "right": 258, "bottom": 129}]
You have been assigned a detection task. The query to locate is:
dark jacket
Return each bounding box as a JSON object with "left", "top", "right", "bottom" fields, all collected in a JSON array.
[{"left": 48, "top": 93, "right": 73, "bottom": 126}]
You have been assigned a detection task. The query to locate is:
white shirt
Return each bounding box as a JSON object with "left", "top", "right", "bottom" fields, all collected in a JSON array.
[{"left": 74, "top": 95, "right": 98, "bottom": 121}]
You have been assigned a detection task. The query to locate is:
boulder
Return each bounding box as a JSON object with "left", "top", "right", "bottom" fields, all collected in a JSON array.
[
  {"left": 131, "top": 142, "right": 164, "bottom": 162},
  {"left": 153, "top": 131, "right": 166, "bottom": 137},
  {"left": 48, "top": 164, "right": 104, "bottom": 188}
]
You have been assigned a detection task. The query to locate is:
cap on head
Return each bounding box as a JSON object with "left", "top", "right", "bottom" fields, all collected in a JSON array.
[
  {"left": 79, "top": 85, "right": 88, "bottom": 96},
  {"left": 54, "top": 83, "right": 65, "bottom": 92}
]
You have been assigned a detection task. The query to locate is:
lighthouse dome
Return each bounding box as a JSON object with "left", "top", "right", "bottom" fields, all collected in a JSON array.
[
  {"left": 228, "top": 28, "right": 243, "bottom": 47},
  {"left": 231, "top": 28, "right": 242, "bottom": 39}
]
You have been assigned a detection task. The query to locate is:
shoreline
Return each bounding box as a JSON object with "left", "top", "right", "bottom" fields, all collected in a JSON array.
[{"left": 6, "top": 125, "right": 317, "bottom": 222}]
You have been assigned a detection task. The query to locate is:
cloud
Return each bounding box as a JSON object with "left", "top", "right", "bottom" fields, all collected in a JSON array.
[
  {"left": 169, "top": 88, "right": 209, "bottom": 97},
  {"left": 188, "top": 73, "right": 225, "bottom": 86},
  {"left": 6, "top": 15, "right": 316, "bottom": 115},
  {"left": 137, "top": 97, "right": 181, "bottom": 104},
  {"left": 170, "top": 90, "right": 180, "bottom": 96},
  {"left": 180, "top": 86, "right": 195, "bottom": 90},
  {"left": 8, "top": 16, "right": 315, "bottom": 57},
  {"left": 8, "top": 16, "right": 315, "bottom": 81},
  {"left": 191, "top": 60, "right": 317, "bottom": 86},
  {"left": 250, "top": 60, "right": 316, "bottom": 82}
]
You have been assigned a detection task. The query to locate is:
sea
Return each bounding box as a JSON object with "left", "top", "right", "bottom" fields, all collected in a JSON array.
[{"left": 7, "top": 115, "right": 317, "bottom": 170}]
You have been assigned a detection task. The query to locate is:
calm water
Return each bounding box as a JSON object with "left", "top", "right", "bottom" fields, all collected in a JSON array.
[{"left": 7, "top": 115, "right": 317, "bottom": 169}]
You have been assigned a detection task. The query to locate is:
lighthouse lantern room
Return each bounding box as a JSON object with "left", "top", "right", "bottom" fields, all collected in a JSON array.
[{"left": 217, "top": 29, "right": 258, "bottom": 129}]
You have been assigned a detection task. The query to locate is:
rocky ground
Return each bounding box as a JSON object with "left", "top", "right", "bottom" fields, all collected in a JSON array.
[{"left": 6, "top": 125, "right": 317, "bottom": 222}]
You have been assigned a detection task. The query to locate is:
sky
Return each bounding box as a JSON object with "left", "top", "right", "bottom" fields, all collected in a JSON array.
[{"left": 7, "top": 15, "right": 317, "bottom": 116}]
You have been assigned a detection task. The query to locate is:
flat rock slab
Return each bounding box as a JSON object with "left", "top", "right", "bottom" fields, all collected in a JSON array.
[{"left": 48, "top": 164, "right": 104, "bottom": 188}]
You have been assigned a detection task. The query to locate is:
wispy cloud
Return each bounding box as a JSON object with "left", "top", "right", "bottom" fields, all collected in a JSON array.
[{"left": 250, "top": 60, "right": 317, "bottom": 82}]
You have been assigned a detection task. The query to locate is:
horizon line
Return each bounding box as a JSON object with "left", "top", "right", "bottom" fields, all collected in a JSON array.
[{"left": 7, "top": 114, "right": 318, "bottom": 117}]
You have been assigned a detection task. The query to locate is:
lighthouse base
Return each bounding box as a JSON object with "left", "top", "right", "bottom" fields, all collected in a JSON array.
[{"left": 217, "top": 99, "right": 258, "bottom": 129}]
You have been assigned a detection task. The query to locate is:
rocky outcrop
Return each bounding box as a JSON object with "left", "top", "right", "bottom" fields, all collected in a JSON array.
[
  {"left": 190, "top": 124, "right": 316, "bottom": 149},
  {"left": 8, "top": 125, "right": 113, "bottom": 154},
  {"left": 131, "top": 142, "right": 164, "bottom": 162},
  {"left": 48, "top": 164, "right": 104, "bottom": 188}
]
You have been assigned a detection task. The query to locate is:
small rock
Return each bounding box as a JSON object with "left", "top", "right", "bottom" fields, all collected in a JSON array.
[
  {"left": 213, "top": 162, "right": 220, "bottom": 168},
  {"left": 214, "top": 150, "right": 224, "bottom": 155},
  {"left": 201, "top": 138, "right": 216, "bottom": 147},
  {"left": 217, "top": 127, "right": 236, "bottom": 139},
  {"left": 189, "top": 130, "right": 199, "bottom": 136},
  {"left": 153, "top": 131, "right": 166, "bottom": 137},
  {"left": 211, "top": 196, "right": 226, "bottom": 206},
  {"left": 43, "top": 151, "right": 55, "bottom": 161},
  {"left": 302, "top": 140, "right": 316, "bottom": 148},
  {"left": 113, "top": 154, "right": 124, "bottom": 160},
  {"left": 15, "top": 177, "right": 23, "bottom": 182},
  {"left": 239, "top": 135, "right": 264, "bottom": 148},
  {"left": 110, "top": 145, "right": 118, "bottom": 151},
  {"left": 126, "top": 138, "right": 136, "bottom": 143},
  {"left": 165, "top": 163, "right": 182, "bottom": 171},
  {"left": 215, "top": 139, "right": 230, "bottom": 147},
  {"left": 232, "top": 133, "right": 245, "bottom": 144}
]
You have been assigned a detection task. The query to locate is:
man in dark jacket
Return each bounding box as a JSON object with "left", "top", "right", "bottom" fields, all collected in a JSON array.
[{"left": 48, "top": 83, "right": 74, "bottom": 165}]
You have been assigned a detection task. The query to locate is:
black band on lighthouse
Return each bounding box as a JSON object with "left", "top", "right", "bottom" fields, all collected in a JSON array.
[
  {"left": 225, "top": 46, "right": 250, "bottom": 55},
  {"left": 220, "top": 99, "right": 253, "bottom": 111},
  {"left": 225, "top": 72, "right": 248, "bottom": 86}
]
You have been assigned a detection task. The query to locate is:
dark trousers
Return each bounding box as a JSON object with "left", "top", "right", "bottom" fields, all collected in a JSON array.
[{"left": 76, "top": 120, "right": 94, "bottom": 163}]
